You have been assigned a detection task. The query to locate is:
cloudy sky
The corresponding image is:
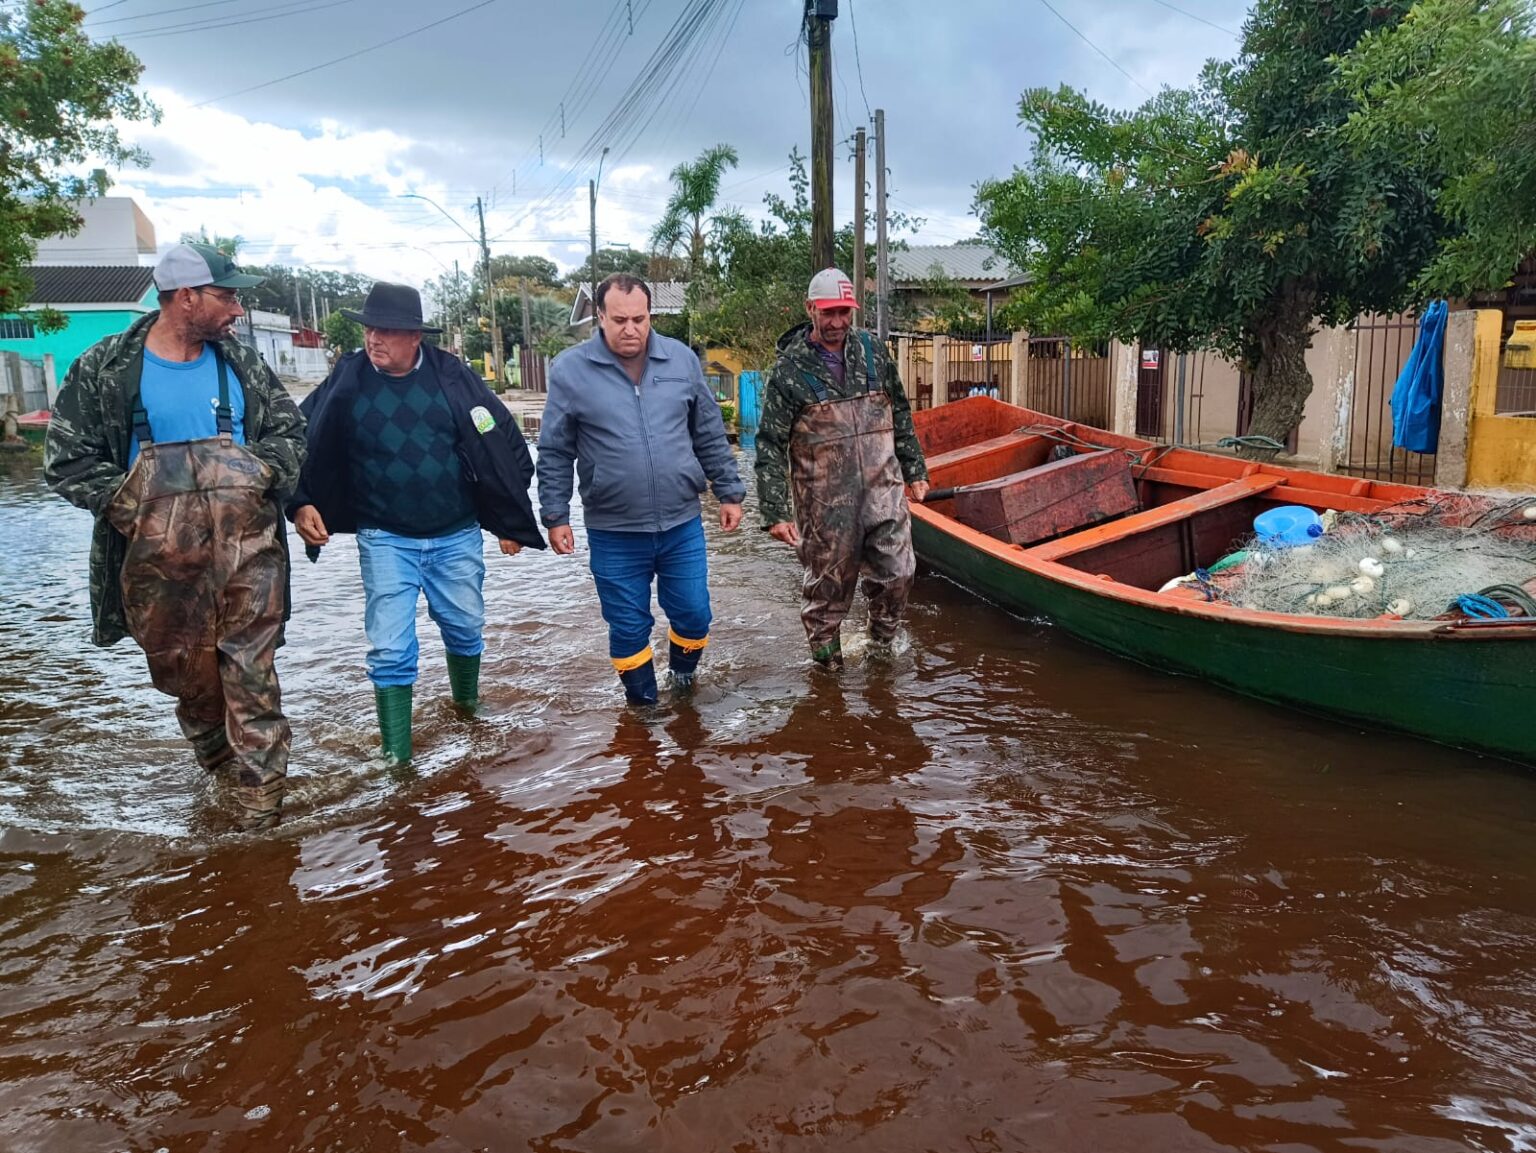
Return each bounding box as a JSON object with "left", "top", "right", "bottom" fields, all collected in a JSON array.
[{"left": 88, "top": 0, "right": 1249, "bottom": 287}]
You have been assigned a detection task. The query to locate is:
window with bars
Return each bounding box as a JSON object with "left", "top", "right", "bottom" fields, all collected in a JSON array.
[{"left": 0, "top": 319, "right": 37, "bottom": 340}]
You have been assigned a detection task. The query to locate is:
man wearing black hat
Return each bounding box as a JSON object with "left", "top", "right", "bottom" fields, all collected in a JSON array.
[{"left": 288, "top": 282, "right": 545, "bottom": 764}]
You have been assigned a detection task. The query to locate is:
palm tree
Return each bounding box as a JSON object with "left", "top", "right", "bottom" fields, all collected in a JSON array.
[{"left": 649, "top": 143, "right": 739, "bottom": 280}]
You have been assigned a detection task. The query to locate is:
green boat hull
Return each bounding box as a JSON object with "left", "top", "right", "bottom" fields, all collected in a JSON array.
[{"left": 914, "top": 517, "right": 1536, "bottom": 766}]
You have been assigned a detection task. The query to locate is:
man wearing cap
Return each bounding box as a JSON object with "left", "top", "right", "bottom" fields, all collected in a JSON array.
[
  {"left": 44, "top": 243, "right": 307, "bottom": 823},
  {"left": 755, "top": 268, "right": 930, "bottom": 667},
  {"left": 538, "top": 273, "right": 745, "bottom": 706},
  {"left": 288, "top": 282, "right": 544, "bottom": 764}
]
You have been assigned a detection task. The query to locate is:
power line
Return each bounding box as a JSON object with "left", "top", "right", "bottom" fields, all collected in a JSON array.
[
  {"left": 192, "top": 0, "right": 500, "bottom": 108},
  {"left": 1143, "top": 0, "right": 1239, "bottom": 38},
  {"left": 86, "top": 1, "right": 237, "bottom": 28},
  {"left": 1037, "top": 0, "right": 1154, "bottom": 98},
  {"left": 845, "top": 0, "right": 873, "bottom": 122},
  {"left": 116, "top": 0, "right": 359, "bottom": 41}
]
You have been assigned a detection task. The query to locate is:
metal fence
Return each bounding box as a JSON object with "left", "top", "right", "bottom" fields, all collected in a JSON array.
[
  {"left": 903, "top": 334, "right": 935, "bottom": 410},
  {"left": 1137, "top": 348, "right": 1211, "bottom": 446},
  {"left": 941, "top": 332, "right": 1012, "bottom": 402},
  {"left": 1022, "top": 337, "right": 1113, "bottom": 429},
  {"left": 1495, "top": 364, "right": 1536, "bottom": 416},
  {"left": 1341, "top": 313, "right": 1436, "bottom": 485}
]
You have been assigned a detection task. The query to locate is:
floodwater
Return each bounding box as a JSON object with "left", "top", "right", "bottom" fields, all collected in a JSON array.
[{"left": 3, "top": 450, "right": 1536, "bottom": 1153}]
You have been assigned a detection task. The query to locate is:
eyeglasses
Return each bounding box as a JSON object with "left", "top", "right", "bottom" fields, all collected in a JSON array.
[{"left": 193, "top": 287, "right": 242, "bottom": 306}]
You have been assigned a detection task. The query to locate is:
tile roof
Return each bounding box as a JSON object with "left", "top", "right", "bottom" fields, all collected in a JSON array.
[
  {"left": 24, "top": 265, "right": 156, "bottom": 306},
  {"left": 888, "top": 244, "right": 1017, "bottom": 285}
]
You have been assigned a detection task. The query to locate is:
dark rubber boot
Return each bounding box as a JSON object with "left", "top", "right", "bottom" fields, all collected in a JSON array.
[
  {"left": 668, "top": 640, "right": 702, "bottom": 689},
  {"left": 445, "top": 652, "right": 481, "bottom": 715},
  {"left": 374, "top": 684, "right": 413, "bottom": 765},
  {"left": 619, "top": 661, "right": 659, "bottom": 706}
]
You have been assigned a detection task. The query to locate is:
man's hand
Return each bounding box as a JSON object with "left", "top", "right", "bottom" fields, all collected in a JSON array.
[
  {"left": 719, "top": 503, "right": 743, "bottom": 532},
  {"left": 907, "top": 480, "right": 931, "bottom": 504},
  {"left": 498, "top": 539, "right": 522, "bottom": 556},
  {"left": 548, "top": 525, "right": 576, "bottom": 554},
  {"left": 768, "top": 521, "right": 801, "bottom": 546},
  {"left": 294, "top": 504, "right": 330, "bottom": 547}
]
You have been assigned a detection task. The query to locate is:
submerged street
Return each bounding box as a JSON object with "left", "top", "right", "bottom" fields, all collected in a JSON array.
[{"left": 4, "top": 450, "right": 1536, "bottom": 1152}]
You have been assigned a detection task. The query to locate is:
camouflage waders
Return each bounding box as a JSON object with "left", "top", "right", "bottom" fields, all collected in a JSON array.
[
  {"left": 790, "top": 382, "right": 916, "bottom": 661},
  {"left": 104, "top": 354, "right": 289, "bottom": 820}
]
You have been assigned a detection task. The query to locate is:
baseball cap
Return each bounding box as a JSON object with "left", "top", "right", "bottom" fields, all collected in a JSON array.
[
  {"left": 153, "top": 243, "right": 265, "bottom": 292},
  {"left": 807, "top": 267, "right": 858, "bottom": 310}
]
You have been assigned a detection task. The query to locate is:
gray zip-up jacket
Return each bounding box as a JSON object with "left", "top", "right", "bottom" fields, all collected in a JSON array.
[{"left": 537, "top": 329, "right": 745, "bottom": 532}]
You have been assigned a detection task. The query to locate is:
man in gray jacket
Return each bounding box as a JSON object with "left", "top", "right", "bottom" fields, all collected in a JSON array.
[{"left": 538, "top": 273, "right": 745, "bottom": 705}]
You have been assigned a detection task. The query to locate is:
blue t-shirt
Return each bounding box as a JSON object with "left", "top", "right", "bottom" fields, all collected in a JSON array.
[{"left": 129, "top": 345, "right": 246, "bottom": 464}]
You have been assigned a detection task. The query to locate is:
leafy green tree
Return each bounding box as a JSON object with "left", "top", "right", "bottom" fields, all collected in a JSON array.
[
  {"left": 651, "top": 143, "right": 739, "bottom": 280},
  {"left": 686, "top": 149, "right": 920, "bottom": 366},
  {"left": 0, "top": 0, "right": 155, "bottom": 327},
  {"left": 1340, "top": 0, "right": 1536, "bottom": 296},
  {"left": 322, "top": 310, "right": 363, "bottom": 354},
  {"left": 975, "top": 0, "right": 1446, "bottom": 454},
  {"left": 489, "top": 254, "right": 560, "bottom": 288},
  {"left": 179, "top": 229, "right": 243, "bottom": 257},
  {"left": 565, "top": 246, "right": 650, "bottom": 289}
]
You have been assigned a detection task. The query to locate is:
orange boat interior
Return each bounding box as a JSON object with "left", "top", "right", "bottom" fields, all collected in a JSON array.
[{"left": 914, "top": 397, "right": 1428, "bottom": 593}]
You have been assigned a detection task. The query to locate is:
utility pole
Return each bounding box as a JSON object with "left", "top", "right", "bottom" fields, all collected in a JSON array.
[
  {"left": 806, "top": 0, "right": 837, "bottom": 272},
  {"left": 310, "top": 282, "right": 319, "bottom": 334},
  {"left": 519, "top": 277, "right": 533, "bottom": 389},
  {"left": 476, "top": 196, "right": 501, "bottom": 383},
  {"left": 589, "top": 147, "right": 609, "bottom": 326},
  {"left": 853, "top": 125, "right": 867, "bottom": 313},
  {"left": 875, "top": 107, "right": 890, "bottom": 343},
  {"left": 294, "top": 277, "right": 303, "bottom": 330}
]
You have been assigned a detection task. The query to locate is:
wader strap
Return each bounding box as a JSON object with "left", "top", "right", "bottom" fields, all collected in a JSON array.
[
  {"left": 213, "top": 349, "right": 234, "bottom": 438},
  {"left": 128, "top": 346, "right": 234, "bottom": 445},
  {"left": 858, "top": 331, "right": 879, "bottom": 393},
  {"left": 800, "top": 370, "right": 830, "bottom": 404}
]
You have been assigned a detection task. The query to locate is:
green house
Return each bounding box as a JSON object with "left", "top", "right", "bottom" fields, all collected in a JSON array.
[{"left": 0, "top": 265, "right": 157, "bottom": 381}]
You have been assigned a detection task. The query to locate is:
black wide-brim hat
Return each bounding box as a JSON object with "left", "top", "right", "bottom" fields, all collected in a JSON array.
[{"left": 340, "top": 281, "right": 443, "bottom": 333}]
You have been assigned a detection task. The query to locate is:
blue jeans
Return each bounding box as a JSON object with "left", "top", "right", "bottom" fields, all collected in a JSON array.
[
  {"left": 587, "top": 518, "right": 712, "bottom": 665},
  {"left": 356, "top": 524, "right": 486, "bottom": 687}
]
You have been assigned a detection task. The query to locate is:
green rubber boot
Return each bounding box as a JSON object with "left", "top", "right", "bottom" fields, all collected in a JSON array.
[
  {"left": 445, "top": 652, "right": 481, "bottom": 715},
  {"left": 374, "top": 684, "right": 413, "bottom": 765}
]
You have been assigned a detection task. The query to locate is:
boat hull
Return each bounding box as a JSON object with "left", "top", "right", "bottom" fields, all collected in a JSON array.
[{"left": 913, "top": 507, "right": 1536, "bottom": 766}]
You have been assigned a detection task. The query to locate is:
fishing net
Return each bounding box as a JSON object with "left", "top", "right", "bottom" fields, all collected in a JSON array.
[{"left": 1212, "top": 494, "right": 1536, "bottom": 621}]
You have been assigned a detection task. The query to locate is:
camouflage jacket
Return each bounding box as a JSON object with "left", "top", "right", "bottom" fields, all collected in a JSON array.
[
  {"left": 754, "top": 323, "right": 928, "bottom": 527},
  {"left": 43, "top": 312, "right": 307, "bottom": 647}
]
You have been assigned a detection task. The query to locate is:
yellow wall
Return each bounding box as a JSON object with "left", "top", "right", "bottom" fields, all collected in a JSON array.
[{"left": 1466, "top": 309, "right": 1536, "bottom": 491}]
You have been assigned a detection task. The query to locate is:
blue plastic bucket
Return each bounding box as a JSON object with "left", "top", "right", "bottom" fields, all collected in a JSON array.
[{"left": 1253, "top": 505, "right": 1323, "bottom": 547}]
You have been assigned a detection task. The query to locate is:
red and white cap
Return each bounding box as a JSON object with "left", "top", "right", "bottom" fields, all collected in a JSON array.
[{"left": 806, "top": 267, "right": 858, "bottom": 310}]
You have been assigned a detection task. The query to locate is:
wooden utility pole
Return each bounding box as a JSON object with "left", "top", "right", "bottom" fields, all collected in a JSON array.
[
  {"left": 875, "top": 107, "right": 890, "bottom": 342},
  {"left": 853, "top": 126, "right": 867, "bottom": 313},
  {"left": 475, "top": 195, "right": 502, "bottom": 383},
  {"left": 519, "top": 276, "right": 533, "bottom": 387},
  {"left": 806, "top": 0, "right": 837, "bottom": 273},
  {"left": 589, "top": 177, "right": 599, "bottom": 319}
]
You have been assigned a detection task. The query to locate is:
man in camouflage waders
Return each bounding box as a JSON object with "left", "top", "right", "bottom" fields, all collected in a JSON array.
[
  {"left": 755, "top": 269, "right": 930, "bottom": 667},
  {"left": 44, "top": 243, "right": 306, "bottom": 825}
]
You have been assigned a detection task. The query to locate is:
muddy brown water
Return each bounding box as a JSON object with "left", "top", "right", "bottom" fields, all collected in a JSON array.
[{"left": 3, "top": 452, "right": 1536, "bottom": 1152}]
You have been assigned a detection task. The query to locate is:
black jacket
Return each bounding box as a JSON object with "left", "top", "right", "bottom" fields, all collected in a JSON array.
[{"left": 287, "top": 345, "right": 545, "bottom": 553}]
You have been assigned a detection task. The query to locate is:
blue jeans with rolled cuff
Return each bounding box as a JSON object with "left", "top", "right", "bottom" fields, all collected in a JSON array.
[
  {"left": 587, "top": 517, "right": 712, "bottom": 670},
  {"left": 356, "top": 524, "right": 486, "bottom": 687}
]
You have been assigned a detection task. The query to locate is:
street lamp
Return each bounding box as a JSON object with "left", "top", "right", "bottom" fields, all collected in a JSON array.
[
  {"left": 590, "top": 146, "right": 610, "bottom": 323},
  {"left": 402, "top": 192, "right": 501, "bottom": 382}
]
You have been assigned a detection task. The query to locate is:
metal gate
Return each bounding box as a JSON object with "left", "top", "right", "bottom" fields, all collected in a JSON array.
[
  {"left": 1341, "top": 313, "right": 1435, "bottom": 485},
  {"left": 943, "top": 332, "right": 1012, "bottom": 402},
  {"left": 1023, "top": 337, "right": 1113, "bottom": 429}
]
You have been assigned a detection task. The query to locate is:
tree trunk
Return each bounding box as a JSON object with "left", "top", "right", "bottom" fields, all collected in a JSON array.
[{"left": 1241, "top": 281, "right": 1317, "bottom": 461}]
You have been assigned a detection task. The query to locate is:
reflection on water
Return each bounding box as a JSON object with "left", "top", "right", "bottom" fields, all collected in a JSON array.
[{"left": 3, "top": 452, "right": 1536, "bottom": 1150}]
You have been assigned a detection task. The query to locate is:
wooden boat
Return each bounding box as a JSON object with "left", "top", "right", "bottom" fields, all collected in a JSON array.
[{"left": 910, "top": 396, "right": 1536, "bottom": 765}]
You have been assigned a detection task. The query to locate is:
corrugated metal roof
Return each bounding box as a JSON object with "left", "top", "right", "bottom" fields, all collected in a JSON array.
[
  {"left": 24, "top": 265, "right": 156, "bottom": 306},
  {"left": 888, "top": 245, "right": 1016, "bottom": 285},
  {"left": 569, "top": 279, "right": 689, "bottom": 326}
]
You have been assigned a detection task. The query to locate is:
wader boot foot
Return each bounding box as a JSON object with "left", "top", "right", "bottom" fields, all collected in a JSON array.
[
  {"left": 619, "top": 661, "right": 659, "bottom": 707},
  {"left": 375, "top": 684, "right": 414, "bottom": 765},
  {"left": 667, "top": 639, "right": 703, "bottom": 691},
  {"left": 189, "top": 727, "right": 235, "bottom": 773},
  {"left": 810, "top": 638, "right": 844, "bottom": 669},
  {"left": 445, "top": 652, "right": 481, "bottom": 716}
]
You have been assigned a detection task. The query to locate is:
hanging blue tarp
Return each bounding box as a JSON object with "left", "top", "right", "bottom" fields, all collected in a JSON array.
[
  {"left": 1390, "top": 299, "right": 1449, "bottom": 454},
  {"left": 738, "top": 370, "right": 764, "bottom": 450}
]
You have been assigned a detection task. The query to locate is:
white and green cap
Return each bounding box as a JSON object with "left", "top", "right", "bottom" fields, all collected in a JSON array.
[{"left": 153, "top": 243, "right": 264, "bottom": 291}]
